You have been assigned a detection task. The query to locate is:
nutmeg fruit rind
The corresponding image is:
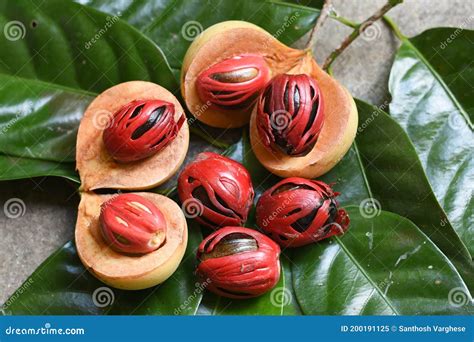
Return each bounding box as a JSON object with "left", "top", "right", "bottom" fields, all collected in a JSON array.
[
  {"left": 250, "top": 57, "right": 358, "bottom": 178},
  {"left": 181, "top": 21, "right": 306, "bottom": 128},
  {"left": 75, "top": 192, "right": 188, "bottom": 290},
  {"left": 76, "top": 81, "right": 189, "bottom": 191}
]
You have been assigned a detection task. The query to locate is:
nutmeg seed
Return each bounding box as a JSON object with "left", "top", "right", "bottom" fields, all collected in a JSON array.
[
  {"left": 256, "top": 177, "right": 350, "bottom": 247},
  {"left": 177, "top": 152, "right": 254, "bottom": 229},
  {"left": 103, "top": 99, "right": 185, "bottom": 163},
  {"left": 196, "top": 55, "right": 271, "bottom": 110},
  {"left": 100, "top": 193, "right": 167, "bottom": 254},
  {"left": 196, "top": 227, "right": 281, "bottom": 298},
  {"left": 256, "top": 74, "right": 324, "bottom": 156}
]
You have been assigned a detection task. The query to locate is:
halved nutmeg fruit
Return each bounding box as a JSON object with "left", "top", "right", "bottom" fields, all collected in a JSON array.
[
  {"left": 76, "top": 81, "right": 189, "bottom": 191},
  {"left": 182, "top": 21, "right": 306, "bottom": 128},
  {"left": 75, "top": 192, "right": 187, "bottom": 290},
  {"left": 251, "top": 56, "right": 358, "bottom": 178},
  {"left": 182, "top": 21, "right": 357, "bottom": 178}
]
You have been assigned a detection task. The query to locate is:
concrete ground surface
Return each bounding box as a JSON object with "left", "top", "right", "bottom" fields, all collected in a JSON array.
[{"left": 1, "top": 0, "right": 473, "bottom": 304}]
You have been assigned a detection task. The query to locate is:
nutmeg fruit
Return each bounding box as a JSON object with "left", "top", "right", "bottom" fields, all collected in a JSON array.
[
  {"left": 255, "top": 177, "right": 350, "bottom": 247},
  {"left": 181, "top": 20, "right": 357, "bottom": 178},
  {"left": 177, "top": 152, "right": 254, "bottom": 229},
  {"left": 76, "top": 81, "right": 189, "bottom": 191},
  {"left": 75, "top": 192, "right": 188, "bottom": 290},
  {"left": 196, "top": 227, "right": 281, "bottom": 298},
  {"left": 181, "top": 21, "right": 306, "bottom": 128}
]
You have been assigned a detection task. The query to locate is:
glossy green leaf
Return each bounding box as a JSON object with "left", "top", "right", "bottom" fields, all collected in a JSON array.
[
  {"left": 388, "top": 28, "right": 474, "bottom": 257},
  {"left": 3, "top": 223, "right": 203, "bottom": 315},
  {"left": 75, "top": 0, "right": 320, "bottom": 69},
  {"left": 293, "top": 206, "right": 473, "bottom": 315},
  {"left": 0, "top": 154, "right": 78, "bottom": 183},
  {"left": 0, "top": 0, "right": 177, "bottom": 179}
]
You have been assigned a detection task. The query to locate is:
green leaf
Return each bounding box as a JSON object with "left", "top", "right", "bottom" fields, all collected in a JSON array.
[
  {"left": 0, "top": 154, "right": 78, "bottom": 182},
  {"left": 319, "top": 100, "right": 473, "bottom": 292},
  {"left": 388, "top": 27, "right": 474, "bottom": 257},
  {"left": 2, "top": 223, "right": 203, "bottom": 315},
  {"left": 293, "top": 206, "right": 473, "bottom": 315},
  {"left": 75, "top": 0, "right": 320, "bottom": 69},
  {"left": 0, "top": 0, "right": 177, "bottom": 179}
]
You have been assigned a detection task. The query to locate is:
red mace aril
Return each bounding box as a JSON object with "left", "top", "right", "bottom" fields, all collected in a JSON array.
[
  {"left": 256, "top": 74, "right": 324, "bottom": 156},
  {"left": 196, "top": 55, "right": 271, "bottom": 110},
  {"left": 99, "top": 193, "right": 167, "bottom": 254},
  {"left": 177, "top": 152, "right": 254, "bottom": 229},
  {"left": 103, "top": 99, "right": 185, "bottom": 163},
  {"left": 256, "top": 177, "right": 349, "bottom": 248},
  {"left": 196, "top": 227, "right": 281, "bottom": 298}
]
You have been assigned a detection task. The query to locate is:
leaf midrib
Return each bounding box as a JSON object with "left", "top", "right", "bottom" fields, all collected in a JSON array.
[
  {"left": 0, "top": 72, "right": 97, "bottom": 98},
  {"left": 333, "top": 233, "right": 399, "bottom": 315},
  {"left": 403, "top": 38, "right": 472, "bottom": 128}
]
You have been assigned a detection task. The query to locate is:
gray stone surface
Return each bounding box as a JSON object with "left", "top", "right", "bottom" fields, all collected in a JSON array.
[{"left": 0, "top": 0, "right": 472, "bottom": 304}]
